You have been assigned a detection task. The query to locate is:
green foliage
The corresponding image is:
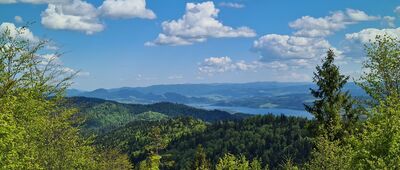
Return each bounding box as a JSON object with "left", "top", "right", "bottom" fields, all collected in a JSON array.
[
  {"left": 215, "top": 153, "right": 264, "bottom": 170},
  {"left": 97, "top": 117, "right": 207, "bottom": 168},
  {"left": 68, "top": 97, "right": 246, "bottom": 136},
  {"left": 137, "top": 154, "right": 161, "bottom": 170},
  {"left": 349, "top": 95, "right": 400, "bottom": 168},
  {"left": 162, "top": 115, "right": 312, "bottom": 169},
  {"left": 193, "top": 145, "right": 211, "bottom": 170},
  {"left": 0, "top": 26, "right": 132, "bottom": 169},
  {"left": 305, "top": 35, "right": 400, "bottom": 170},
  {"left": 346, "top": 35, "right": 400, "bottom": 168},
  {"left": 249, "top": 158, "right": 263, "bottom": 170},
  {"left": 305, "top": 136, "right": 352, "bottom": 170},
  {"left": 96, "top": 149, "right": 134, "bottom": 170},
  {"left": 358, "top": 35, "right": 400, "bottom": 102},
  {"left": 305, "top": 49, "right": 354, "bottom": 140},
  {"left": 280, "top": 158, "right": 299, "bottom": 170},
  {"left": 215, "top": 153, "right": 249, "bottom": 170}
]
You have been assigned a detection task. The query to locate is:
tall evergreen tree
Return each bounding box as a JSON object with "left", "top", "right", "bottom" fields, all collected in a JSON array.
[{"left": 305, "top": 49, "right": 354, "bottom": 140}]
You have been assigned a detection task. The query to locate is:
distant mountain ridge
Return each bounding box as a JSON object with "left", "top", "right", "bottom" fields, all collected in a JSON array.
[
  {"left": 68, "top": 82, "right": 365, "bottom": 111},
  {"left": 67, "top": 97, "right": 249, "bottom": 135}
]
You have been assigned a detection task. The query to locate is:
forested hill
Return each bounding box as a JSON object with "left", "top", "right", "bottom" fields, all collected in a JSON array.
[
  {"left": 96, "top": 115, "right": 313, "bottom": 169},
  {"left": 66, "top": 97, "right": 250, "bottom": 134}
]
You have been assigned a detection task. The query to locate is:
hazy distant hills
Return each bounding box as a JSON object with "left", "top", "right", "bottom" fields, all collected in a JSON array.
[{"left": 68, "top": 82, "right": 366, "bottom": 110}]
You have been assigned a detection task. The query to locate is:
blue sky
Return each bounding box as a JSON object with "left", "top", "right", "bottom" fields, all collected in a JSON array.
[{"left": 0, "top": 0, "right": 399, "bottom": 90}]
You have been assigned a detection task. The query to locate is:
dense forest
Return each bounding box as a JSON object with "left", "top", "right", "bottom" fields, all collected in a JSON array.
[
  {"left": 2, "top": 25, "right": 400, "bottom": 169},
  {"left": 66, "top": 96, "right": 248, "bottom": 135}
]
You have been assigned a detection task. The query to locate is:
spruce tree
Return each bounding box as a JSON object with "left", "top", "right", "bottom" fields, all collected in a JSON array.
[{"left": 305, "top": 49, "right": 353, "bottom": 140}]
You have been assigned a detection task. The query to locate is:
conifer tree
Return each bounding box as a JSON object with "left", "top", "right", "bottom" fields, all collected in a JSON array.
[{"left": 305, "top": 49, "right": 354, "bottom": 140}]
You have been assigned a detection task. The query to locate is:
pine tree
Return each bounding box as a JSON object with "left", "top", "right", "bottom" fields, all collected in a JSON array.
[{"left": 305, "top": 49, "right": 354, "bottom": 140}]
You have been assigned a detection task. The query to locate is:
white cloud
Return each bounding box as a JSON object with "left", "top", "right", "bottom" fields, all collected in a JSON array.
[
  {"left": 3, "top": 0, "right": 156, "bottom": 34},
  {"left": 199, "top": 56, "right": 257, "bottom": 74},
  {"left": 0, "top": 22, "right": 38, "bottom": 42},
  {"left": 219, "top": 2, "right": 244, "bottom": 9},
  {"left": 345, "top": 28, "right": 400, "bottom": 44},
  {"left": 346, "top": 8, "right": 380, "bottom": 21},
  {"left": 252, "top": 8, "right": 377, "bottom": 69},
  {"left": 198, "top": 56, "right": 290, "bottom": 75},
  {"left": 289, "top": 9, "right": 379, "bottom": 37},
  {"left": 41, "top": 0, "right": 104, "bottom": 34},
  {"left": 147, "top": 1, "right": 256, "bottom": 46},
  {"left": 382, "top": 16, "right": 396, "bottom": 28},
  {"left": 253, "top": 34, "right": 339, "bottom": 61},
  {"left": 99, "top": 0, "right": 155, "bottom": 19}
]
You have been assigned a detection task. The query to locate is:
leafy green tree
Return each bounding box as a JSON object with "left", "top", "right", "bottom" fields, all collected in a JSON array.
[
  {"left": 358, "top": 35, "right": 400, "bottom": 103},
  {"left": 347, "top": 35, "right": 400, "bottom": 168},
  {"left": 305, "top": 49, "right": 354, "bottom": 140},
  {"left": 305, "top": 135, "right": 352, "bottom": 170},
  {"left": 349, "top": 94, "right": 400, "bottom": 168},
  {"left": 193, "top": 144, "right": 211, "bottom": 170},
  {"left": 249, "top": 158, "right": 262, "bottom": 170},
  {"left": 138, "top": 154, "right": 161, "bottom": 170},
  {"left": 97, "top": 149, "right": 134, "bottom": 170},
  {"left": 215, "top": 153, "right": 246, "bottom": 170},
  {"left": 0, "top": 26, "right": 131, "bottom": 169}
]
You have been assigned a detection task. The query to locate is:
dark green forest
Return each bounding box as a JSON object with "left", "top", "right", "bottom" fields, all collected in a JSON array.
[{"left": 2, "top": 25, "right": 400, "bottom": 169}]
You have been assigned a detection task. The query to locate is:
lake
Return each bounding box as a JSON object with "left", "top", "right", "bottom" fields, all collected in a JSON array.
[{"left": 189, "top": 104, "right": 313, "bottom": 118}]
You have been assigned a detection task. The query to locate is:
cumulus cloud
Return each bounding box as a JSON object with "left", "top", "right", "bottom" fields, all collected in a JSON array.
[
  {"left": 346, "top": 9, "right": 380, "bottom": 21},
  {"left": 99, "top": 0, "right": 155, "bottom": 19},
  {"left": 146, "top": 1, "right": 256, "bottom": 46},
  {"left": 252, "top": 8, "right": 378, "bottom": 68},
  {"left": 253, "top": 34, "right": 341, "bottom": 62},
  {"left": 3, "top": 0, "right": 156, "bottom": 34},
  {"left": 289, "top": 9, "right": 379, "bottom": 37},
  {"left": 199, "top": 56, "right": 256, "bottom": 74},
  {"left": 198, "top": 56, "right": 289, "bottom": 75},
  {"left": 346, "top": 27, "right": 400, "bottom": 44},
  {"left": 0, "top": 22, "right": 38, "bottom": 42},
  {"left": 219, "top": 2, "right": 244, "bottom": 9},
  {"left": 41, "top": 0, "right": 104, "bottom": 34}
]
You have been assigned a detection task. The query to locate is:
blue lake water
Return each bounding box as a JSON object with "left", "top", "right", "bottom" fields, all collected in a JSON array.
[{"left": 190, "top": 104, "right": 313, "bottom": 118}]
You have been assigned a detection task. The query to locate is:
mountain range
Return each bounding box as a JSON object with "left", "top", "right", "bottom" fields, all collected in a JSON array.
[{"left": 68, "top": 82, "right": 365, "bottom": 111}]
